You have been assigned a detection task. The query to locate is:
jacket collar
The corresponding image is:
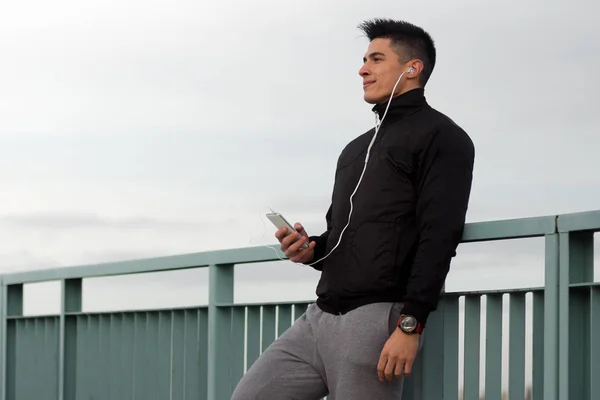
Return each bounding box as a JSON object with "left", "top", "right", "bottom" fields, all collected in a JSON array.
[{"left": 371, "top": 88, "right": 427, "bottom": 121}]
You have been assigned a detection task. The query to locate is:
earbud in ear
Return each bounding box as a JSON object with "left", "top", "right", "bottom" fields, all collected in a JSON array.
[{"left": 408, "top": 67, "right": 415, "bottom": 74}]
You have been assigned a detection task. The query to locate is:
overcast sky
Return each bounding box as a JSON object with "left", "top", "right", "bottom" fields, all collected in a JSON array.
[
  {"left": 2, "top": 0, "right": 599, "bottom": 302},
  {"left": 2, "top": 0, "right": 598, "bottom": 392}
]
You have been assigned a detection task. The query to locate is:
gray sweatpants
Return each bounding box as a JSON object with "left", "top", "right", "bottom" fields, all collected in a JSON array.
[{"left": 231, "top": 301, "right": 422, "bottom": 400}]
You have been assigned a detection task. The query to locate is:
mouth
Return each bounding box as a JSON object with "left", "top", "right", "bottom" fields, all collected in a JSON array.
[{"left": 363, "top": 81, "right": 375, "bottom": 88}]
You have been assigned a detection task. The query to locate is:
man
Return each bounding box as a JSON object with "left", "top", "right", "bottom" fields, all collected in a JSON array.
[{"left": 231, "top": 18, "right": 474, "bottom": 400}]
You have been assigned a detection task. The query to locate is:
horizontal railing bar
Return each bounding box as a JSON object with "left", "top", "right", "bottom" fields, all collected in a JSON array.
[
  {"left": 5, "top": 314, "right": 59, "bottom": 320},
  {"left": 0, "top": 214, "right": 561, "bottom": 285},
  {"left": 216, "top": 300, "right": 314, "bottom": 308},
  {"left": 569, "top": 282, "right": 600, "bottom": 288},
  {"left": 216, "top": 288, "right": 546, "bottom": 309},
  {"left": 3, "top": 287, "right": 547, "bottom": 322},
  {"left": 444, "top": 286, "right": 545, "bottom": 297},
  {"left": 6, "top": 305, "right": 211, "bottom": 319},
  {"left": 557, "top": 209, "right": 600, "bottom": 232},
  {"left": 461, "top": 215, "right": 556, "bottom": 242},
  {"left": 1, "top": 245, "right": 286, "bottom": 285},
  {"left": 65, "top": 305, "right": 209, "bottom": 315}
]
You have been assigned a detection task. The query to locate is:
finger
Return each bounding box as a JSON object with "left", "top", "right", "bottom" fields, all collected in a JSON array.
[
  {"left": 280, "top": 230, "right": 299, "bottom": 249},
  {"left": 394, "top": 359, "right": 405, "bottom": 378},
  {"left": 274, "top": 227, "right": 288, "bottom": 241},
  {"left": 403, "top": 358, "right": 414, "bottom": 377},
  {"left": 275, "top": 227, "right": 294, "bottom": 244},
  {"left": 288, "top": 234, "right": 308, "bottom": 253},
  {"left": 384, "top": 358, "right": 396, "bottom": 381},
  {"left": 377, "top": 354, "right": 387, "bottom": 382},
  {"left": 289, "top": 242, "right": 315, "bottom": 264},
  {"left": 295, "top": 242, "right": 317, "bottom": 262}
]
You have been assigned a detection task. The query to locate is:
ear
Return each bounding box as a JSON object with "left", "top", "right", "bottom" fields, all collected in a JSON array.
[{"left": 406, "top": 59, "right": 424, "bottom": 79}]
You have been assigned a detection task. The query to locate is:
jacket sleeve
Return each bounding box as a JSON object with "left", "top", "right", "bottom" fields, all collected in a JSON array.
[
  {"left": 400, "top": 123, "right": 475, "bottom": 326},
  {"left": 306, "top": 203, "right": 333, "bottom": 271}
]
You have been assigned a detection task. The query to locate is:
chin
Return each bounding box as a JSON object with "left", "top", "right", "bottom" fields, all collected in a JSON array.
[
  {"left": 363, "top": 94, "right": 385, "bottom": 105},
  {"left": 363, "top": 93, "right": 379, "bottom": 104}
]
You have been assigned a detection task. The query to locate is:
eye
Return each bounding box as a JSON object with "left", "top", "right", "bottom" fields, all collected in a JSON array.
[{"left": 374, "top": 57, "right": 382, "bottom": 62}]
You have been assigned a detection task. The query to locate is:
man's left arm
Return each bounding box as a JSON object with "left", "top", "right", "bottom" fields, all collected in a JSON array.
[
  {"left": 377, "top": 123, "right": 474, "bottom": 382},
  {"left": 400, "top": 123, "right": 475, "bottom": 327}
]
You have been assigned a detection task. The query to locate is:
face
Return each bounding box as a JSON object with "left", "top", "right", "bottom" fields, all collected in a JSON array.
[{"left": 359, "top": 38, "right": 415, "bottom": 104}]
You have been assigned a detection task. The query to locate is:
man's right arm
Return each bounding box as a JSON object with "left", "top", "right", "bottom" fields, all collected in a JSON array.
[{"left": 306, "top": 203, "right": 332, "bottom": 271}]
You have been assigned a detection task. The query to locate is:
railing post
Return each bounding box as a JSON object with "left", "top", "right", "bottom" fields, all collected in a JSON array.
[
  {"left": 2, "top": 284, "right": 23, "bottom": 400},
  {"left": 558, "top": 230, "right": 594, "bottom": 400},
  {"left": 0, "top": 280, "right": 4, "bottom": 400},
  {"left": 59, "top": 279, "right": 82, "bottom": 400},
  {"left": 207, "top": 263, "right": 234, "bottom": 400},
  {"left": 543, "top": 233, "right": 560, "bottom": 400}
]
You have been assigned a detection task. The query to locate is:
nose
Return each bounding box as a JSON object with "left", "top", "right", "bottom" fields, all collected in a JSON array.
[{"left": 358, "top": 64, "right": 370, "bottom": 77}]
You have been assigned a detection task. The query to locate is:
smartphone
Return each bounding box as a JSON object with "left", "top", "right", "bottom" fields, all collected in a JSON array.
[{"left": 266, "top": 211, "right": 309, "bottom": 249}]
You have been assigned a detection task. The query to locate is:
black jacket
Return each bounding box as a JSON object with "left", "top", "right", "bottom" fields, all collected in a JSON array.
[{"left": 308, "top": 88, "right": 474, "bottom": 327}]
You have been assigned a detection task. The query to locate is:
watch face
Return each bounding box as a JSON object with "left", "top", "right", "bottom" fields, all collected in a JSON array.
[{"left": 400, "top": 316, "right": 417, "bottom": 332}]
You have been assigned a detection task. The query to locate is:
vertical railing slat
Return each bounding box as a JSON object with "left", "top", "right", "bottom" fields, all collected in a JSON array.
[
  {"left": 261, "top": 305, "right": 276, "bottom": 351},
  {"left": 443, "top": 296, "right": 460, "bottom": 400},
  {"left": 591, "top": 287, "right": 600, "bottom": 400},
  {"left": 277, "top": 305, "right": 292, "bottom": 337},
  {"left": 148, "top": 313, "right": 158, "bottom": 399},
  {"left": 14, "top": 320, "right": 26, "bottom": 400},
  {"left": 0, "top": 281, "right": 3, "bottom": 400},
  {"left": 156, "top": 311, "right": 172, "bottom": 400},
  {"left": 170, "top": 311, "right": 185, "bottom": 400},
  {"left": 230, "top": 307, "right": 246, "bottom": 387},
  {"left": 463, "top": 295, "right": 481, "bottom": 400},
  {"left": 133, "top": 312, "right": 146, "bottom": 399},
  {"left": 61, "top": 278, "right": 82, "bottom": 400},
  {"left": 508, "top": 292, "right": 526, "bottom": 399},
  {"left": 4, "top": 284, "right": 23, "bottom": 400},
  {"left": 532, "top": 291, "right": 545, "bottom": 400},
  {"left": 246, "top": 306, "right": 261, "bottom": 369},
  {"left": 200, "top": 309, "right": 211, "bottom": 397},
  {"left": 485, "top": 294, "right": 503, "bottom": 400},
  {"left": 108, "top": 313, "right": 122, "bottom": 400},
  {"left": 568, "top": 287, "right": 590, "bottom": 400}
]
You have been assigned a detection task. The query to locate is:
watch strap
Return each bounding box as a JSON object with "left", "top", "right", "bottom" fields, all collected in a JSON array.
[{"left": 397, "top": 314, "right": 424, "bottom": 334}]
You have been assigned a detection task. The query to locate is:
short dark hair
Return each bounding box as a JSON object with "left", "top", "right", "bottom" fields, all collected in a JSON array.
[{"left": 358, "top": 18, "right": 436, "bottom": 86}]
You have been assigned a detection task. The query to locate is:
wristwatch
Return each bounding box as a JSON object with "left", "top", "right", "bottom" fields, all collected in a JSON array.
[{"left": 397, "top": 314, "right": 424, "bottom": 335}]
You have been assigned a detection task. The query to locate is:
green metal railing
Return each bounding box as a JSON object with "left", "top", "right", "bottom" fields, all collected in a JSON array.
[{"left": 0, "top": 210, "right": 598, "bottom": 400}]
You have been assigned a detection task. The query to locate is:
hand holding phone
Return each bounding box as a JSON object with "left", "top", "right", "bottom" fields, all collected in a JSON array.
[
  {"left": 267, "top": 211, "right": 309, "bottom": 249},
  {"left": 266, "top": 211, "right": 315, "bottom": 263}
]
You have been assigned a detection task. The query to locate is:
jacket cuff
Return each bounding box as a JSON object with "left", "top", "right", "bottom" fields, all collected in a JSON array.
[
  {"left": 305, "top": 235, "right": 326, "bottom": 270},
  {"left": 400, "top": 302, "right": 431, "bottom": 328}
]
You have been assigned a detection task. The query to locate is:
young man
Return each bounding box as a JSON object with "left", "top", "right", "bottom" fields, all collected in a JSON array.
[{"left": 231, "top": 18, "right": 474, "bottom": 400}]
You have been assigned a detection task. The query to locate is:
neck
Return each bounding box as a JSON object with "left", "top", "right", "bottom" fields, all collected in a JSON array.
[
  {"left": 385, "top": 83, "right": 422, "bottom": 102},
  {"left": 371, "top": 88, "right": 427, "bottom": 121}
]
